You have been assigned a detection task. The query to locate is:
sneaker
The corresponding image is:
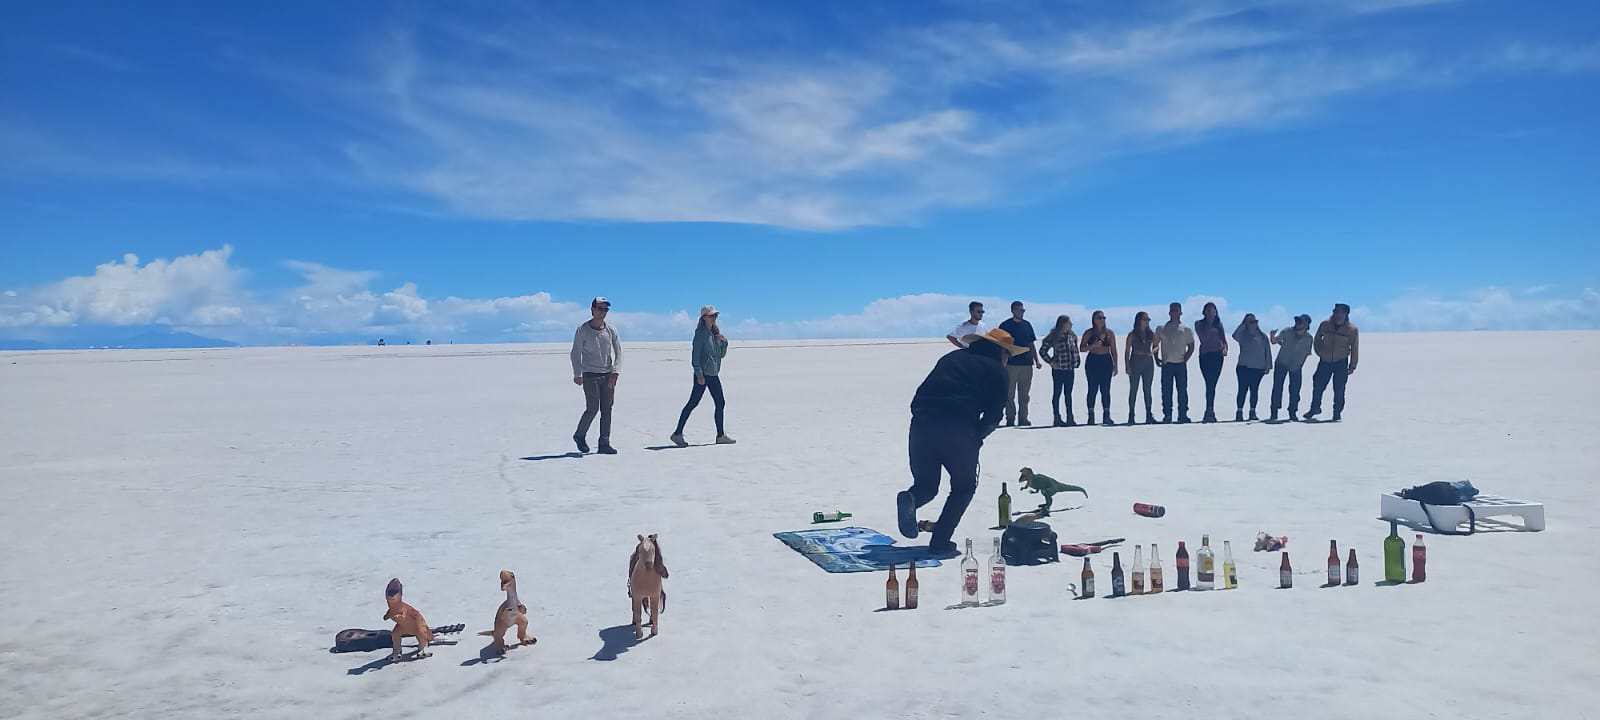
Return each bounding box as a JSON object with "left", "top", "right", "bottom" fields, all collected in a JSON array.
[
  {"left": 1162, "top": 414, "right": 1173, "bottom": 424},
  {"left": 1053, "top": 417, "right": 1066, "bottom": 427},
  {"left": 1305, "top": 409, "right": 1320, "bottom": 420},
  {"left": 1203, "top": 412, "right": 1217, "bottom": 424},
  {"left": 573, "top": 434, "right": 590, "bottom": 453},
  {"left": 1127, "top": 412, "right": 1136, "bottom": 425},
  {"left": 1289, "top": 411, "right": 1299, "bottom": 422},
  {"left": 1018, "top": 419, "right": 1032, "bottom": 427},
  {"left": 896, "top": 491, "right": 919, "bottom": 539},
  {"left": 598, "top": 442, "right": 618, "bottom": 455},
  {"left": 1103, "top": 415, "right": 1114, "bottom": 426},
  {"left": 926, "top": 541, "right": 960, "bottom": 559},
  {"left": 1065, "top": 416, "right": 1077, "bottom": 427},
  {"left": 1179, "top": 415, "right": 1193, "bottom": 424},
  {"left": 670, "top": 433, "right": 687, "bottom": 448},
  {"left": 715, "top": 435, "right": 737, "bottom": 444},
  {"left": 1269, "top": 410, "right": 1280, "bottom": 422},
  {"left": 1235, "top": 410, "right": 1245, "bottom": 422},
  {"left": 1248, "top": 410, "right": 1259, "bottom": 422},
  {"left": 1086, "top": 411, "right": 1096, "bottom": 425},
  {"left": 1145, "top": 413, "right": 1157, "bottom": 425}
]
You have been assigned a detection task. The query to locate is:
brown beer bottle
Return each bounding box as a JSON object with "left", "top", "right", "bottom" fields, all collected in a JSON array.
[
  {"left": 1326, "top": 540, "right": 1341, "bottom": 586},
  {"left": 1280, "top": 551, "right": 1293, "bottom": 588},
  {"left": 905, "top": 562, "right": 919, "bottom": 609},
  {"left": 1080, "top": 557, "right": 1096, "bottom": 598},
  {"left": 1345, "top": 548, "right": 1359, "bottom": 586},
  {"left": 886, "top": 564, "right": 900, "bottom": 610}
]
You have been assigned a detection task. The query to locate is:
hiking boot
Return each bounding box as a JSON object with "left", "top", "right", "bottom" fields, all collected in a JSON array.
[
  {"left": 669, "top": 433, "right": 687, "bottom": 448},
  {"left": 896, "top": 491, "right": 919, "bottom": 539},
  {"left": 573, "top": 433, "right": 590, "bottom": 454},
  {"left": 1248, "top": 410, "right": 1259, "bottom": 422},
  {"left": 1162, "top": 413, "right": 1173, "bottom": 424},
  {"left": 715, "top": 435, "right": 737, "bottom": 444},
  {"left": 1127, "top": 412, "right": 1136, "bottom": 425},
  {"left": 1305, "top": 408, "right": 1320, "bottom": 420},
  {"left": 1269, "top": 409, "right": 1280, "bottom": 422},
  {"left": 1102, "top": 414, "right": 1114, "bottom": 426},
  {"left": 1086, "top": 410, "right": 1095, "bottom": 426},
  {"left": 1065, "top": 415, "right": 1077, "bottom": 427},
  {"left": 1289, "top": 410, "right": 1299, "bottom": 422},
  {"left": 1235, "top": 410, "right": 1245, "bottom": 422},
  {"left": 1332, "top": 411, "right": 1342, "bottom": 422},
  {"left": 1018, "top": 419, "right": 1032, "bottom": 427},
  {"left": 598, "top": 441, "right": 618, "bottom": 455},
  {"left": 927, "top": 540, "right": 960, "bottom": 558},
  {"left": 1145, "top": 412, "right": 1157, "bottom": 425},
  {"left": 1053, "top": 416, "right": 1066, "bottom": 427},
  {"left": 1179, "top": 415, "right": 1193, "bottom": 424},
  {"left": 1203, "top": 412, "right": 1217, "bottom": 424}
]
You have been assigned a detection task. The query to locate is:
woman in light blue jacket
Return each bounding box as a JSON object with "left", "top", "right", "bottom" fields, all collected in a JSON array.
[
  {"left": 671, "top": 305, "right": 735, "bottom": 447},
  {"left": 1231, "top": 313, "right": 1272, "bottom": 421}
]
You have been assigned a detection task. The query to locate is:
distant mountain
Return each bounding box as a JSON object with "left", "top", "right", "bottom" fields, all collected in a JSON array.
[{"left": 116, "top": 330, "right": 239, "bottom": 349}]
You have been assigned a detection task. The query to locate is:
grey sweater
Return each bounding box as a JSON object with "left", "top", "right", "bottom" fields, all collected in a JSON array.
[
  {"left": 1272, "top": 326, "right": 1313, "bottom": 368},
  {"left": 691, "top": 325, "right": 729, "bottom": 377},
  {"left": 570, "top": 321, "right": 622, "bottom": 375},
  {"left": 1232, "top": 324, "right": 1273, "bottom": 370}
]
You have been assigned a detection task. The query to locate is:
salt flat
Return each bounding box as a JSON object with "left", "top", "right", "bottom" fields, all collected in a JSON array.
[{"left": 1, "top": 332, "right": 1597, "bottom": 720}]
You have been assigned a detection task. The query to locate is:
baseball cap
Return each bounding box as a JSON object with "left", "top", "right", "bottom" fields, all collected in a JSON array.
[
  {"left": 591, "top": 296, "right": 611, "bottom": 308},
  {"left": 700, "top": 305, "right": 718, "bottom": 317}
]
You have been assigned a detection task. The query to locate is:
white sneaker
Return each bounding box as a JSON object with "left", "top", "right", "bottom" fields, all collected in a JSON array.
[
  {"left": 670, "top": 433, "right": 687, "bottom": 448},
  {"left": 715, "top": 435, "right": 737, "bottom": 445}
]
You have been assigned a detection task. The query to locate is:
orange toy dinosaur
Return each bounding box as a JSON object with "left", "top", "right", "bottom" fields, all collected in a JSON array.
[
  {"left": 478, "top": 570, "right": 536, "bottom": 655},
  {"left": 382, "top": 578, "right": 433, "bottom": 661},
  {"left": 629, "top": 534, "right": 669, "bottom": 640}
]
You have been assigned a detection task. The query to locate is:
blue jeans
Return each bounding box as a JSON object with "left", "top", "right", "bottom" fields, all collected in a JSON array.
[
  {"left": 1270, "top": 365, "right": 1303, "bottom": 413},
  {"left": 1309, "top": 358, "right": 1349, "bottom": 415}
]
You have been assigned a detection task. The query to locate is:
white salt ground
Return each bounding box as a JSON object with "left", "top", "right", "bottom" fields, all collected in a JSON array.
[{"left": 1, "top": 331, "right": 1596, "bottom": 719}]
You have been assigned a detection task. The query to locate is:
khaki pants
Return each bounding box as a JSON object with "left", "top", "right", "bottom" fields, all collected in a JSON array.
[{"left": 1005, "top": 365, "right": 1034, "bottom": 424}]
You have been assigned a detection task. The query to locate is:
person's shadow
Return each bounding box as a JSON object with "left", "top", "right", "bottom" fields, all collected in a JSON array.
[{"left": 590, "top": 624, "right": 646, "bottom": 661}]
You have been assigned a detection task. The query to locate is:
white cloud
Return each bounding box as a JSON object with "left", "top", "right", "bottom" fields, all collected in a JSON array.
[{"left": 3, "top": 248, "right": 1595, "bottom": 344}]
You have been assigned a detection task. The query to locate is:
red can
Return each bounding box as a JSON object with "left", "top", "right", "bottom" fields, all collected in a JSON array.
[{"left": 1133, "top": 502, "right": 1166, "bottom": 518}]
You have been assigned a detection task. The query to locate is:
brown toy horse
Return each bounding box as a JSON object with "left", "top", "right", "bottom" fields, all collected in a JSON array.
[
  {"left": 382, "top": 578, "right": 433, "bottom": 661},
  {"left": 628, "top": 534, "right": 668, "bottom": 639}
]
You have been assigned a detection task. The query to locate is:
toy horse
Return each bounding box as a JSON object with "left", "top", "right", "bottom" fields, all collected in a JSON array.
[
  {"left": 628, "top": 534, "right": 669, "bottom": 640},
  {"left": 382, "top": 578, "right": 433, "bottom": 660},
  {"left": 478, "top": 570, "right": 536, "bottom": 655}
]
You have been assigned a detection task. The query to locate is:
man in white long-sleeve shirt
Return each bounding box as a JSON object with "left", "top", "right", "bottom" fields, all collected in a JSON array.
[{"left": 571, "top": 296, "right": 623, "bottom": 454}]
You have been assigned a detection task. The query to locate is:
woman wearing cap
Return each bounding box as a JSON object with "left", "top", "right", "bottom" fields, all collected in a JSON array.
[
  {"left": 1194, "top": 302, "right": 1229, "bottom": 423},
  {"left": 1037, "top": 315, "right": 1079, "bottom": 427},
  {"left": 671, "top": 306, "right": 734, "bottom": 447},
  {"left": 1231, "top": 313, "right": 1272, "bottom": 421},
  {"left": 1125, "top": 311, "right": 1157, "bottom": 425},
  {"left": 1078, "top": 310, "right": 1118, "bottom": 426}
]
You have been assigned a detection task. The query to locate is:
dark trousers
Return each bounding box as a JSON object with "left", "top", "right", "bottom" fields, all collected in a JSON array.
[
  {"left": 1084, "top": 353, "right": 1113, "bottom": 413},
  {"left": 576, "top": 372, "right": 616, "bottom": 441},
  {"left": 1160, "top": 362, "right": 1190, "bottom": 419},
  {"left": 1235, "top": 366, "right": 1266, "bottom": 411},
  {"left": 906, "top": 416, "right": 980, "bottom": 548},
  {"left": 1270, "top": 365, "right": 1303, "bottom": 413},
  {"left": 674, "top": 375, "right": 726, "bottom": 436},
  {"left": 1127, "top": 354, "right": 1154, "bottom": 418},
  {"left": 1309, "top": 358, "right": 1350, "bottom": 415},
  {"left": 1050, "top": 368, "right": 1075, "bottom": 421},
  {"left": 1199, "top": 352, "right": 1224, "bottom": 414}
]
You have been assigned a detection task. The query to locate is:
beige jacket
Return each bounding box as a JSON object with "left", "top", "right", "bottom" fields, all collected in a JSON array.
[{"left": 1313, "top": 320, "right": 1359, "bottom": 365}]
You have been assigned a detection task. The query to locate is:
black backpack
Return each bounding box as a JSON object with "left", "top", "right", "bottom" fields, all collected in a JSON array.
[{"left": 1001, "top": 520, "right": 1060, "bottom": 565}]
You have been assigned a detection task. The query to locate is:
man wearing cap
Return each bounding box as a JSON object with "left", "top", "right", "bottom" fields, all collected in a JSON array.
[
  {"left": 1306, "top": 303, "right": 1359, "bottom": 422},
  {"left": 1268, "top": 314, "right": 1315, "bottom": 422},
  {"left": 571, "top": 297, "right": 623, "bottom": 454},
  {"left": 997, "top": 301, "right": 1043, "bottom": 426},
  {"left": 946, "top": 301, "right": 986, "bottom": 348},
  {"left": 1153, "top": 302, "right": 1196, "bottom": 423},
  {"left": 895, "top": 327, "right": 1022, "bottom": 557}
]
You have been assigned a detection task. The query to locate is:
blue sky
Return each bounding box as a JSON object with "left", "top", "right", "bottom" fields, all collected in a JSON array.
[{"left": 2, "top": 0, "right": 1597, "bottom": 346}]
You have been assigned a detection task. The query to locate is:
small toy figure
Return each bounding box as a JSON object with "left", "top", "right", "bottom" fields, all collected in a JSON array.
[
  {"left": 478, "top": 570, "right": 536, "bottom": 655},
  {"left": 628, "top": 534, "right": 669, "bottom": 640},
  {"left": 1254, "top": 531, "right": 1288, "bottom": 552},
  {"left": 1017, "top": 467, "right": 1088, "bottom": 515},
  {"left": 382, "top": 578, "right": 433, "bottom": 661}
]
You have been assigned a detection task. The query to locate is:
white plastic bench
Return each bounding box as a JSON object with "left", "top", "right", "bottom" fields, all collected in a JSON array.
[{"left": 1380, "top": 492, "right": 1545, "bottom": 532}]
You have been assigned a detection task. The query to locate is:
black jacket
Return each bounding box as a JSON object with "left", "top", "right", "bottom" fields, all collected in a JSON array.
[{"left": 910, "top": 344, "right": 1008, "bottom": 437}]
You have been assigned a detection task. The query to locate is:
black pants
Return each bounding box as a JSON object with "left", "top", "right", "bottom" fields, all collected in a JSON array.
[
  {"left": 1270, "top": 365, "right": 1303, "bottom": 413},
  {"left": 1084, "top": 354, "right": 1113, "bottom": 413},
  {"left": 1199, "top": 352, "right": 1224, "bottom": 414},
  {"left": 674, "top": 375, "right": 726, "bottom": 436},
  {"left": 1235, "top": 366, "right": 1266, "bottom": 411},
  {"left": 576, "top": 372, "right": 616, "bottom": 441},
  {"left": 1310, "top": 358, "right": 1350, "bottom": 415},
  {"left": 1160, "top": 362, "right": 1189, "bottom": 419},
  {"left": 1127, "top": 355, "right": 1154, "bottom": 418},
  {"left": 1050, "top": 368, "right": 1075, "bottom": 421},
  {"left": 906, "top": 416, "right": 979, "bottom": 548}
]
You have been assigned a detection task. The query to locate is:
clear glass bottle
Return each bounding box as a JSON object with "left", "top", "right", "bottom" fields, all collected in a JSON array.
[
  {"left": 988, "top": 537, "right": 1007, "bottom": 605},
  {"left": 960, "top": 538, "right": 980, "bottom": 606},
  {"left": 1131, "top": 544, "right": 1145, "bottom": 595},
  {"left": 1222, "top": 540, "right": 1237, "bottom": 589},
  {"left": 1195, "top": 534, "right": 1215, "bottom": 591},
  {"left": 1149, "top": 543, "right": 1164, "bottom": 593}
]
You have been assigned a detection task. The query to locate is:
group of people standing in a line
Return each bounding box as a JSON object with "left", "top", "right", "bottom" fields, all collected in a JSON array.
[
  {"left": 568, "top": 296, "right": 736, "bottom": 455},
  {"left": 946, "top": 300, "right": 1360, "bottom": 426}
]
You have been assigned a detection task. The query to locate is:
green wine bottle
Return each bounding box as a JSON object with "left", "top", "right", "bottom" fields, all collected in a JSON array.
[
  {"left": 813, "top": 511, "right": 853, "bottom": 523},
  {"left": 998, "top": 482, "right": 1012, "bottom": 528},
  {"left": 1383, "top": 520, "right": 1406, "bottom": 582}
]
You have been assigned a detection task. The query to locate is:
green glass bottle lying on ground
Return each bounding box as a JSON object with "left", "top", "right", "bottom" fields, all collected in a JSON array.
[
  {"left": 813, "top": 511, "right": 853, "bottom": 523},
  {"left": 1384, "top": 521, "right": 1406, "bottom": 582}
]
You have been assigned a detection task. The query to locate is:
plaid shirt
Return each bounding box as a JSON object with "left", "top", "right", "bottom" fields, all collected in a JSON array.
[{"left": 1040, "top": 331, "right": 1080, "bottom": 370}]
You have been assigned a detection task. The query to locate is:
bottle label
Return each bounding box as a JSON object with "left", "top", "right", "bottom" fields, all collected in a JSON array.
[
  {"left": 1112, "top": 576, "right": 1125, "bottom": 596},
  {"left": 1346, "top": 568, "right": 1359, "bottom": 585},
  {"left": 887, "top": 589, "right": 899, "bottom": 609},
  {"left": 964, "top": 570, "right": 979, "bottom": 597},
  {"left": 1280, "top": 570, "right": 1292, "bottom": 587},
  {"left": 1225, "top": 566, "right": 1237, "bottom": 588},
  {"left": 1083, "top": 578, "right": 1095, "bottom": 596},
  {"left": 990, "top": 569, "right": 1006, "bottom": 595},
  {"left": 906, "top": 587, "right": 918, "bottom": 607},
  {"left": 1132, "top": 574, "right": 1144, "bottom": 593}
]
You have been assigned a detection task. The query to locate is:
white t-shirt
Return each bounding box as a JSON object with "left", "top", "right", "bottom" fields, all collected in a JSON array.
[
  {"left": 949, "top": 320, "right": 985, "bottom": 346},
  {"left": 1155, "top": 322, "right": 1195, "bottom": 364}
]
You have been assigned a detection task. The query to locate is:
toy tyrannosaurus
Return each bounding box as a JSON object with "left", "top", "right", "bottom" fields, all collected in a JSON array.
[
  {"left": 382, "top": 578, "right": 433, "bottom": 661},
  {"left": 629, "top": 534, "right": 669, "bottom": 640},
  {"left": 479, "top": 570, "right": 536, "bottom": 655},
  {"left": 1018, "top": 467, "right": 1088, "bottom": 515}
]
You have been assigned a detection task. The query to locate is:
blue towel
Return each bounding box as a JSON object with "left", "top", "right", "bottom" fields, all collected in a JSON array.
[{"left": 773, "top": 526, "right": 942, "bottom": 573}]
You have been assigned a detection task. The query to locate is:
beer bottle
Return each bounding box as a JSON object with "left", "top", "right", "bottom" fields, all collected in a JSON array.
[
  {"left": 1131, "top": 544, "right": 1145, "bottom": 595},
  {"left": 1175, "top": 541, "right": 1191, "bottom": 590},
  {"left": 960, "top": 538, "right": 980, "bottom": 607},
  {"left": 1412, "top": 534, "right": 1426, "bottom": 583},
  {"left": 1195, "top": 534, "right": 1215, "bottom": 591},
  {"left": 998, "top": 482, "right": 1012, "bottom": 528},
  {"left": 1110, "top": 552, "right": 1126, "bottom": 597},
  {"left": 1345, "top": 548, "right": 1359, "bottom": 586},
  {"left": 905, "top": 561, "right": 919, "bottom": 609},
  {"left": 1149, "top": 543, "right": 1164, "bottom": 593},
  {"left": 1080, "top": 557, "right": 1096, "bottom": 598},
  {"left": 1383, "top": 521, "right": 1406, "bottom": 583},
  {"left": 886, "top": 564, "right": 900, "bottom": 609},
  {"left": 1279, "top": 551, "right": 1293, "bottom": 589},
  {"left": 1327, "top": 540, "right": 1341, "bottom": 586},
  {"left": 1222, "top": 540, "right": 1237, "bottom": 589}
]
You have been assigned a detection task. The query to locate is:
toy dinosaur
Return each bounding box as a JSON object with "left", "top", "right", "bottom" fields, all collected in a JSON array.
[
  {"left": 1017, "top": 467, "right": 1088, "bottom": 515},
  {"left": 628, "top": 534, "right": 669, "bottom": 640},
  {"left": 478, "top": 570, "right": 536, "bottom": 655},
  {"left": 382, "top": 578, "right": 433, "bottom": 661}
]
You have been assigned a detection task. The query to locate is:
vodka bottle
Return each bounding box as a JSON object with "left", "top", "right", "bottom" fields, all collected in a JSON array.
[
  {"left": 960, "top": 538, "right": 980, "bottom": 607},
  {"left": 1195, "top": 535, "right": 1215, "bottom": 590},
  {"left": 988, "top": 537, "right": 1007, "bottom": 605}
]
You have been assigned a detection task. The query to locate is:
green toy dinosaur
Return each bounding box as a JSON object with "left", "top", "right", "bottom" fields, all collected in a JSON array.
[{"left": 1017, "top": 467, "right": 1088, "bottom": 515}]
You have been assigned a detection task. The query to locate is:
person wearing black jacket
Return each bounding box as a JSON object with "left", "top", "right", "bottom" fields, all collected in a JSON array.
[{"left": 896, "top": 328, "right": 1022, "bottom": 557}]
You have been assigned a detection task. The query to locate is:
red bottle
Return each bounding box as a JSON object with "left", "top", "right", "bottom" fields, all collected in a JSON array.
[
  {"left": 1411, "top": 534, "right": 1426, "bottom": 583},
  {"left": 1133, "top": 503, "right": 1166, "bottom": 518}
]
